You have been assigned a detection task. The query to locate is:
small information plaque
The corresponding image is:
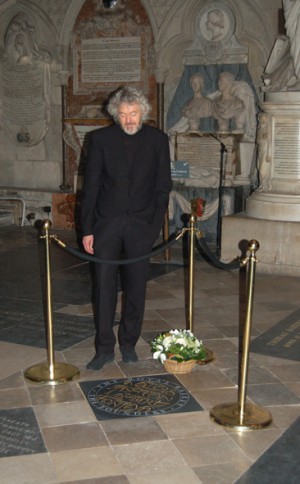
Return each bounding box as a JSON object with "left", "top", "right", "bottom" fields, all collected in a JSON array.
[{"left": 171, "top": 161, "right": 190, "bottom": 178}]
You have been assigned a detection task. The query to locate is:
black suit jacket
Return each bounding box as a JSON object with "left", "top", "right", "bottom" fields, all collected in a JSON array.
[{"left": 80, "top": 123, "right": 172, "bottom": 238}]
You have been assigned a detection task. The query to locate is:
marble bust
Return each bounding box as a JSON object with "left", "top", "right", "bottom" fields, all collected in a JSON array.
[
  {"left": 211, "top": 72, "right": 256, "bottom": 139},
  {"left": 169, "top": 73, "right": 212, "bottom": 134},
  {"left": 212, "top": 72, "right": 245, "bottom": 132},
  {"left": 181, "top": 73, "right": 212, "bottom": 131}
]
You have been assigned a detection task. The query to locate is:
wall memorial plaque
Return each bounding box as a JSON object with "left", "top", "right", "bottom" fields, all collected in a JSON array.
[
  {"left": 0, "top": 13, "right": 52, "bottom": 147},
  {"left": 81, "top": 37, "right": 141, "bottom": 84},
  {"left": 174, "top": 133, "right": 238, "bottom": 186},
  {"left": 273, "top": 118, "right": 300, "bottom": 179},
  {"left": 72, "top": 0, "right": 154, "bottom": 95}
]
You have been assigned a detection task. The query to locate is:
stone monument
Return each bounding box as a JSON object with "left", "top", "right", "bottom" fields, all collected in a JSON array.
[
  {"left": 167, "top": 2, "right": 258, "bottom": 190},
  {"left": 0, "top": 13, "right": 52, "bottom": 147},
  {"left": 166, "top": 2, "right": 258, "bottom": 241},
  {"left": 246, "top": 0, "right": 300, "bottom": 221},
  {"left": 222, "top": 0, "right": 300, "bottom": 275}
]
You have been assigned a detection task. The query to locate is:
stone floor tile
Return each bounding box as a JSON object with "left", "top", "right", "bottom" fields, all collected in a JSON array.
[
  {"left": 63, "top": 478, "right": 129, "bottom": 484},
  {"left": 265, "top": 405, "right": 300, "bottom": 429},
  {"left": 42, "top": 422, "right": 108, "bottom": 451},
  {"left": 251, "top": 352, "right": 300, "bottom": 367},
  {"left": 28, "top": 380, "right": 85, "bottom": 405},
  {"left": 223, "top": 365, "right": 281, "bottom": 386},
  {"left": 141, "top": 319, "right": 173, "bottom": 332},
  {"left": 0, "top": 453, "right": 56, "bottom": 484},
  {"left": 101, "top": 416, "right": 168, "bottom": 445},
  {"left": 113, "top": 440, "right": 187, "bottom": 474},
  {"left": 156, "top": 411, "right": 226, "bottom": 439},
  {"left": 210, "top": 352, "right": 239, "bottom": 370},
  {"left": 77, "top": 365, "right": 125, "bottom": 382},
  {"left": 285, "top": 381, "right": 300, "bottom": 397},
  {"left": 0, "top": 371, "right": 25, "bottom": 390},
  {"left": 246, "top": 382, "right": 300, "bottom": 406},
  {"left": 200, "top": 338, "right": 238, "bottom": 355},
  {"left": 145, "top": 298, "right": 185, "bottom": 310},
  {"left": 228, "top": 427, "right": 283, "bottom": 460},
  {"left": 51, "top": 447, "right": 123, "bottom": 481},
  {"left": 128, "top": 467, "right": 201, "bottom": 483},
  {"left": 117, "top": 358, "right": 165, "bottom": 377},
  {"left": 267, "top": 363, "right": 300, "bottom": 382},
  {"left": 34, "top": 400, "right": 96, "bottom": 427},
  {"left": 177, "top": 367, "right": 234, "bottom": 392},
  {"left": 193, "top": 387, "right": 240, "bottom": 410},
  {"left": 173, "top": 434, "right": 248, "bottom": 467},
  {"left": 0, "top": 387, "right": 31, "bottom": 409},
  {"left": 0, "top": 341, "right": 45, "bottom": 380},
  {"left": 193, "top": 460, "right": 251, "bottom": 484},
  {"left": 62, "top": 347, "right": 98, "bottom": 366}
]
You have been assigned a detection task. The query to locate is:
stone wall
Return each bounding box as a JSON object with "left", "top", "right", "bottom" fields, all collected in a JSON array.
[{"left": 0, "top": 0, "right": 282, "bottom": 228}]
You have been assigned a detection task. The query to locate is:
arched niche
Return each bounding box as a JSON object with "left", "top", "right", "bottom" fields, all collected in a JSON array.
[
  {"left": 155, "top": 0, "right": 275, "bottom": 115},
  {"left": 59, "top": 0, "right": 159, "bottom": 73}
]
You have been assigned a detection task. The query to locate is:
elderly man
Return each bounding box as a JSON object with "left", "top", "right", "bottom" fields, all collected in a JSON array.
[{"left": 81, "top": 86, "right": 172, "bottom": 370}]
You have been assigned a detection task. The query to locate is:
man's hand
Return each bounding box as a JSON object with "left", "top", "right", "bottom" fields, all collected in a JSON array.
[{"left": 82, "top": 234, "right": 94, "bottom": 254}]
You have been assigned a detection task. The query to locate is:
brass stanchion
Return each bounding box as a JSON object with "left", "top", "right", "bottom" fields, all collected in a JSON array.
[
  {"left": 188, "top": 214, "right": 214, "bottom": 364},
  {"left": 210, "top": 240, "right": 272, "bottom": 429},
  {"left": 25, "top": 220, "right": 80, "bottom": 385}
]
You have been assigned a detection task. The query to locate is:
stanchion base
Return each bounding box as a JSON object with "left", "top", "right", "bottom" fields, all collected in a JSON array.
[
  {"left": 198, "top": 347, "right": 214, "bottom": 365},
  {"left": 24, "top": 362, "right": 80, "bottom": 386},
  {"left": 210, "top": 402, "right": 272, "bottom": 430}
]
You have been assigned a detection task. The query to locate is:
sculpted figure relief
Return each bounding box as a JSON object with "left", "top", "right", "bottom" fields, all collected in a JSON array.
[
  {"left": 256, "top": 113, "right": 272, "bottom": 192},
  {"left": 205, "top": 8, "right": 225, "bottom": 41},
  {"left": 263, "top": 0, "right": 300, "bottom": 91},
  {"left": 283, "top": 0, "right": 300, "bottom": 85},
  {"left": 211, "top": 72, "right": 257, "bottom": 139}
]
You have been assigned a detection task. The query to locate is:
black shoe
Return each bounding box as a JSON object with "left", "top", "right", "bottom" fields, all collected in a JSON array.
[
  {"left": 120, "top": 346, "right": 138, "bottom": 364},
  {"left": 86, "top": 353, "right": 114, "bottom": 370}
]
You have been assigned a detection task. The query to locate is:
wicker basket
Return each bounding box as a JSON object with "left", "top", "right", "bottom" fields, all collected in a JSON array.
[{"left": 163, "top": 358, "right": 197, "bottom": 374}]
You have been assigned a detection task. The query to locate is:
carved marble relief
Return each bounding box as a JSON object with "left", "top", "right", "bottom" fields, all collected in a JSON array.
[
  {"left": 0, "top": 13, "right": 52, "bottom": 147},
  {"left": 166, "top": 2, "right": 258, "bottom": 188}
]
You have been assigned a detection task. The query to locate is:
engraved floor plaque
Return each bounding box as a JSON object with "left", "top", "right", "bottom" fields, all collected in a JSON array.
[
  {"left": 251, "top": 308, "right": 300, "bottom": 361},
  {"left": 0, "top": 407, "right": 46, "bottom": 458},
  {"left": 80, "top": 375, "right": 203, "bottom": 420}
]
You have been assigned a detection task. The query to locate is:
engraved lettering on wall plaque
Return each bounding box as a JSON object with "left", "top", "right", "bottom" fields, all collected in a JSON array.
[
  {"left": 176, "top": 134, "right": 221, "bottom": 177},
  {"left": 273, "top": 120, "right": 300, "bottom": 178},
  {"left": 73, "top": 125, "right": 102, "bottom": 148},
  {"left": 0, "top": 62, "right": 50, "bottom": 146},
  {"left": 81, "top": 37, "right": 141, "bottom": 83}
]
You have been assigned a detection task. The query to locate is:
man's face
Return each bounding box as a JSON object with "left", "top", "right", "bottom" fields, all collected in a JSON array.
[
  {"left": 118, "top": 102, "right": 143, "bottom": 135},
  {"left": 218, "top": 74, "right": 231, "bottom": 91}
]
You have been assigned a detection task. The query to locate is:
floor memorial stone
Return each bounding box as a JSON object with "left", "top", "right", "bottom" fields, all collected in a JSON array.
[{"left": 80, "top": 374, "right": 203, "bottom": 420}]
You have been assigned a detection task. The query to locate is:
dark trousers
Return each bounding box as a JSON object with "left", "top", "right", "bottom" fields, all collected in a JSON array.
[{"left": 93, "top": 215, "right": 154, "bottom": 355}]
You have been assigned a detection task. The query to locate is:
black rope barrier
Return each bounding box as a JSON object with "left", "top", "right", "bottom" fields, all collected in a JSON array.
[
  {"left": 52, "top": 225, "right": 241, "bottom": 270},
  {"left": 52, "top": 231, "right": 183, "bottom": 265},
  {"left": 195, "top": 233, "right": 240, "bottom": 270}
]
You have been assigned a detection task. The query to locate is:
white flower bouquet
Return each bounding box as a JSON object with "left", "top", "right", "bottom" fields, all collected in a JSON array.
[{"left": 150, "top": 329, "right": 206, "bottom": 364}]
